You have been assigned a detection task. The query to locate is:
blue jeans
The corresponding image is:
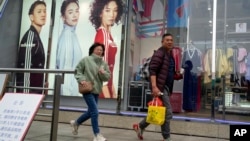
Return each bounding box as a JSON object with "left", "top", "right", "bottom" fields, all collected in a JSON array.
[{"left": 76, "top": 93, "right": 99, "bottom": 135}]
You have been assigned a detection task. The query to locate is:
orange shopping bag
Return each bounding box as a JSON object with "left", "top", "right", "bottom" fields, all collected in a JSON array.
[{"left": 147, "top": 97, "right": 163, "bottom": 106}]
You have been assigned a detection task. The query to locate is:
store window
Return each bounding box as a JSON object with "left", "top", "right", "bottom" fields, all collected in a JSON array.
[
  {"left": 188, "top": 0, "right": 250, "bottom": 122},
  {"left": 130, "top": 0, "right": 250, "bottom": 123}
]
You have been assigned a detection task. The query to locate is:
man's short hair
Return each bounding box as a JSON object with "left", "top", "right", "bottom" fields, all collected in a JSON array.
[{"left": 162, "top": 33, "right": 173, "bottom": 40}]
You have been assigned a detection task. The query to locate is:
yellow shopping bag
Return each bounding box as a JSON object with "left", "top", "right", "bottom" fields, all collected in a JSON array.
[{"left": 146, "top": 105, "right": 166, "bottom": 125}]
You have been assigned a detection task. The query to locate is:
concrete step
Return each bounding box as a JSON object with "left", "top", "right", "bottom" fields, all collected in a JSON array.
[
  {"left": 25, "top": 121, "right": 229, "bottom": 141},
  {"left": 34, "top": 109, "right": 230, "bottom": 139}
]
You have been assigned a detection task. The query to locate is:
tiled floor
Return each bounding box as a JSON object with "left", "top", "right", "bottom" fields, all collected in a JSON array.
[{"left": 25, "top": 121, "right": 229, "bottom": 141}]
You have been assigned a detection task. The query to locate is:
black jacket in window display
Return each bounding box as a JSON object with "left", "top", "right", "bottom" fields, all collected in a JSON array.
[{"left": 16, "top": 25, "right": 45, "bottom": 94}]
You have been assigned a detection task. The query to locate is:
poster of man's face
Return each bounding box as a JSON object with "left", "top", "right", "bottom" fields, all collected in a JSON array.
[
  {"left": 15, "top": 0, "right": 52, "bottom": 94},
  {"left": 48, "top": 0, "right": 123, "bottom": 97},
  {"left": 19, "top": 0, "right": 52, "bottom": 66},
  {"left": 0, "top": 0, "right": 3, "bottom": 6},
  {"left": 0, "top": 0, "right": 8, "bottom": 18}
]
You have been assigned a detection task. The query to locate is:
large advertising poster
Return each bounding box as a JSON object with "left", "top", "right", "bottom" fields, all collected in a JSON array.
[
  {"left": 133, "top": 0, "right": 167, "bottom": 38},
  {"left": 16, "top": 0, "right": 52, "bottom": 94},
  {"left": 0, "top": 0, "right": 8, "bottom": 18},
  {"left": 48, "top": 0, "right": 124, "bottom": 98},
  {"left": 167, "top": 0, "right": 189, "bottom": 27}
]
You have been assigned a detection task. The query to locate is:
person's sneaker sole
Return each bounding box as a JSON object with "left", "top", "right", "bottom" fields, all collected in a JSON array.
[{"left": 133, "top": 124, "right": 143, "bottom": 140}]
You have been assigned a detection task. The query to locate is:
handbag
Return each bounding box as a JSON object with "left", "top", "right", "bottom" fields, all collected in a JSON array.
[
  {"left": 78, "top": 65, "right": 100, "bottom": 94},
  {"left": 78, "top": 81, "right": 94, "bottom": 94},
  {"left": 146, "top": 97, "right": 166, "bottom": 125}
]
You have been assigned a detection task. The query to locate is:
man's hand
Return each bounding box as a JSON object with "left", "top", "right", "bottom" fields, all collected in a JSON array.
[
  {"left": 152, "top": 86, "right": 162, "bottom": 97},
  {"left": 151, "top": 75, "right": 161, "bottom": 96}
]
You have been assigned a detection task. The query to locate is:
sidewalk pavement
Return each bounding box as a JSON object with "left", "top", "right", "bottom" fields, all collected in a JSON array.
[{"left": 24, "top": 121, "right": 229, "bottom": 141}]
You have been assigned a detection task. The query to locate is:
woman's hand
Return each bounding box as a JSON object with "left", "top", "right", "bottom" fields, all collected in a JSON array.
[
  {"left": 99, "top": 66, "right": 105, "bottom": 74},
  {"left": 80, "top": 81, "right": 88, "bottom": 86}
]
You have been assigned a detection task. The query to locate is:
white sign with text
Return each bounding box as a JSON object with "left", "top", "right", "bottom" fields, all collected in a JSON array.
[
  {"left": 0, "top": 73, "right": 8, "bottom": 98},
  {"left": 0, "top": 93, "right": 44, "bottom": 141}
]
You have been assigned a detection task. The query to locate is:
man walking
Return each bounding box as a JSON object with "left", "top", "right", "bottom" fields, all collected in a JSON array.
[{"left": 133, "top": 33, "right": 175, "bottom": 141}]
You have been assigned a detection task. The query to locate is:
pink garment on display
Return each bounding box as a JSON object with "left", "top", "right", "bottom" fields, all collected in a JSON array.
[
  {"left": 238, "top": 47, "right": 247, "bottom": 74},
  {"left": 172, "top": 47, "right": 183, "bottom": 80},
  {"left": 238, "top": 47, "right": 247, "bottom": 61},
  {"left": 172, "top": 47, "right": 182, "bottom": 72}
]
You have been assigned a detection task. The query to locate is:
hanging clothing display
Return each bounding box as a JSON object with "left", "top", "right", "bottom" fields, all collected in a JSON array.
[
  {"left": 182, "top": 45, "right": 202, "bottom": 111},
  {"left": 227, "top": 46, "right": 247, "bottom": 86},
  {"left": 237, "top": 47, "right": 247, "bottom": 74},
  {"left": 245, "top": 53, "right": 250, "bottom": 81},
  {"left": 245, "top": 52, "right": 250, "bottom": 101},
  {"left": 181, "top": 45, "right": 202, "bottom": 74},
  {"left": 226, "top": 47, "right": 234, "bottom": 74},
  {"left": 172, "top": 46, "right": 183, "bottom": 80},
  {"left": 172, "top": 46, "right": 182, "bottom": 72},
  {"left": 232, "top": 47, "right": 240, "bottom": 86},
  {"left": 203, "top": 48, "right": 229, "bottom": 83},
  {"left": 182, "top": 60, "right": 197, "bottom": 111}
]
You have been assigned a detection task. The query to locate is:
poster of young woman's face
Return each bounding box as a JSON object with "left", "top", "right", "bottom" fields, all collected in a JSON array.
[
  {"left": 48, "top": 0, "right": 123, "bottom": 98},
  {"left": 0, "top": 0, "right": 8, "bottom": 18},
  {"left": 19, "top": 0, "right": 52, "bottom": 66}
]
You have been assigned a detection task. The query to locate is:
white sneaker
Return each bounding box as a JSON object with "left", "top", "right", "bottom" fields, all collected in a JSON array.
[
  {"left": 93, "top": 133, "right": 107, "bottom": 141},
  {"left": 70, "top": 120, "right": 78, "bottom": 135}
]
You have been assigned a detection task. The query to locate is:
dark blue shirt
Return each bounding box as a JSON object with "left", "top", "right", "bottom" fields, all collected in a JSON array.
[{"left": 165, "top": 56, "right": 175, "bottom": 91}]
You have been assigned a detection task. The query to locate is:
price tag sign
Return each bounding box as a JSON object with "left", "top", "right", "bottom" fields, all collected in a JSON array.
[{"left": 0, "top": 93, "right": 44, "bottom": 140}]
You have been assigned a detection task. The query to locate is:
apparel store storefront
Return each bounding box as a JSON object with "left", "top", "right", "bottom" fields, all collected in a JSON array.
[
  {"left": 183, "top": 0, "right": 250, "bottom": 121},
  {"left": 129, "top": 0, "right": 250, "bottom": 123},
  {"left": 0, "top": 0, "right": 250, "bottom": 125}
]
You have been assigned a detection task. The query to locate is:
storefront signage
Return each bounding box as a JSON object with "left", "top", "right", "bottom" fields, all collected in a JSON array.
[{"left": 236, "top": 23, "right": 247, "bottom": 33}]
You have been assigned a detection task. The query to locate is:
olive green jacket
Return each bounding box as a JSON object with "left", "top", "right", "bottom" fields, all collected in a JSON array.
[{"left": 75, "top": 54, "right": 110, "bottom": 94}]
